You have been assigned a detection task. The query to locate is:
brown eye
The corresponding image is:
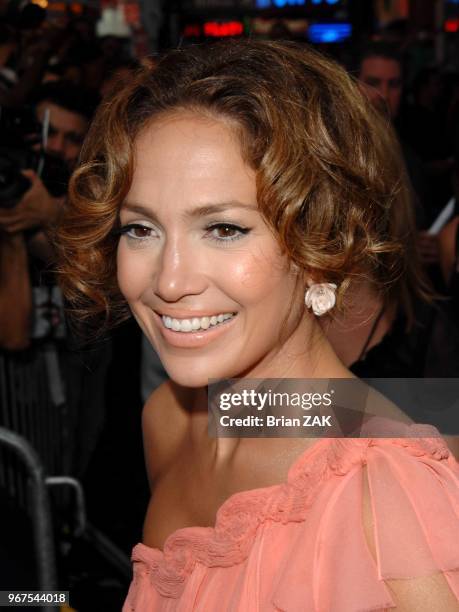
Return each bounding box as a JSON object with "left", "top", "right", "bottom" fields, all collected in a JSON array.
[
  {"left": 118, "top": 224, "right": 156, "bottom": 240},
  {"left": 215, "top": 225, "right": 238, "bottom": 238},
  {"left": 206, "top": 223, "right": 250, "bottom": 243},
  {"left": 131, "top": 226, "right": 152, "bottom": 238}
]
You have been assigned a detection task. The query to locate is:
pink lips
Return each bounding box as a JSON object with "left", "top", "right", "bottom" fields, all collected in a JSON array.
[{"left": 153, "top": 311, "right": 237, "bottom": 348}]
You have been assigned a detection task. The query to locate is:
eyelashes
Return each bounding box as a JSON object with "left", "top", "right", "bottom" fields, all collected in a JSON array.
[
  {"left": 115, "top": 224, "right": 155, "bottom": 240},
  {"left": 115, "top": 222, "right": 251, "bottom": 244},
  {"left": 205, "top": 222, "right": 251, "bottom": 243}
]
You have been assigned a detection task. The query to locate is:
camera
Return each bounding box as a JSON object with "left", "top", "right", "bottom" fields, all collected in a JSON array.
[{"left": 0, "top": 106, "right": 70, "bottom": 209}]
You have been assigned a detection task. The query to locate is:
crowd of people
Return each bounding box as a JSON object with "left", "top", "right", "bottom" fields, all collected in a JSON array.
[{"left": 0, "top": 4, "right": 458, "bottom": 611}]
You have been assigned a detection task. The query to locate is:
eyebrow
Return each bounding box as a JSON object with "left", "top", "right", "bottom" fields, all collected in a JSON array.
[{"left": 120, "top": 200, "right": 256, "bottom": 221}]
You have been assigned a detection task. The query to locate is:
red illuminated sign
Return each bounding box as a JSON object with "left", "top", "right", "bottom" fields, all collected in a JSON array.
[
  {"left": 445, "top": 18, "right": 459, "bottom": 32},
  {"left": 183, "top": 21, "right": 244, "bottom": 38},
  {"left": 204, "top": 21, "right": 244, "bottom": 37}
]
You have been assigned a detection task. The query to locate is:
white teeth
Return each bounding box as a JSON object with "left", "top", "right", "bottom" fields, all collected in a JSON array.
[
  {"left": 180, "top": 319, "right": 192, "bottom": 332},
  {"left": 161, "top": 312, "right": 235, "bottom": 332}
]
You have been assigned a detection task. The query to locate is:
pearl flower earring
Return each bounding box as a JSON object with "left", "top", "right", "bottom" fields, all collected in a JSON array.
[{"left": 304, "top": 282, "right": 337, "bottom": 316}]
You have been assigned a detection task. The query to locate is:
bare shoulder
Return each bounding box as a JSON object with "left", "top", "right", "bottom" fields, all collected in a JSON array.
[{"left": 142, "top": 380, "right": 191, "bottom": 488}]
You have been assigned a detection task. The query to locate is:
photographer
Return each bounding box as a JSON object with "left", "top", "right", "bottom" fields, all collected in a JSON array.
[
  {"left": 0, "top": 81, "right": 98, "bottom": 348},
  {"left": 0, "top": 80, "right": 117, "bottom": 480}
]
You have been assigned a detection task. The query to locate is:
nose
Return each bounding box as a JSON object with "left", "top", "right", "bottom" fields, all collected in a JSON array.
[
  {"left": 154, "top": 235, "right": 209, "bottom": 303},
  {"left": 379, "top": 81, "right": 391, "bottom": 105},
  {"left": 47, "top": 132, "right": 66, "bottom": 158}
]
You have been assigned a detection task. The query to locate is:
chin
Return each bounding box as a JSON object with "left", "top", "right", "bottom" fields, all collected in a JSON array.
[
  {"left": 166, "top": 369, "right": 210, "bottom": 388},
  {"left": 160, "top": 357, "right": 243, "bottom": 389}
]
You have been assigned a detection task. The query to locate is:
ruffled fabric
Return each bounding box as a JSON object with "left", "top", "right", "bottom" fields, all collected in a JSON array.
[{"left": 123, "top": 422, "right": 459, "bottom": 611}]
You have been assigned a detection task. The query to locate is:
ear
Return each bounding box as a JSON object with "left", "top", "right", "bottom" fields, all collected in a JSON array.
[{"left": 288, "top": 260, "right": 308, "bottom": 280}]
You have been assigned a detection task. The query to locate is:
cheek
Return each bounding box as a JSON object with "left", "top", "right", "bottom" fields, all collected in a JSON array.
[
  {"left": 116, "top": 243, "right": 149, "bottom": 303},
  {"left": 360, "top": 83, "right": 376, "bottom": 102},
  {"left": 367, "top": 89, "right": 381, "bottom": 104},
  {"left": 225, "top": 246, "right": 295, "bottom": 309},
  {"left": 68, "top": 144, "right": 80, "bottom": 159},
  {"left": 47, "top": 135, "right": 59, "bottom": 150}
]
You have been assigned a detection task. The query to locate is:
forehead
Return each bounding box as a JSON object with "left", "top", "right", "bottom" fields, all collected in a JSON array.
[
  {"left": 360, "top": 56, "right": 401, "bottom": 78},
  {"left": 134, "top": 112, "right": 243, "bottom": 165},
  {"left": 129, "top": 113, "right": 257, "bottom": 206},
  {"left": 36, "top": 101, "right": 88, "bottom": 134}
]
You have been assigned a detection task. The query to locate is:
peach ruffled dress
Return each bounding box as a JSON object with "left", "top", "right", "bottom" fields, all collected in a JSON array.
[{"left": 123, "top": 422, "right": 459, "bottom": 611}]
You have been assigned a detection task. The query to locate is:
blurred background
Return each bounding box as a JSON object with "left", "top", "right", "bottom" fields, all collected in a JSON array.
[{"left": 0, "top": 0, "right": 459, "bottom": 610}]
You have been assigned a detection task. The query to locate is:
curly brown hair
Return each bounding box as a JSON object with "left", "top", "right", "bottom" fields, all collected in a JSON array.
[{"left": 56, "top": 40, "right": 428, "bottom": 336}]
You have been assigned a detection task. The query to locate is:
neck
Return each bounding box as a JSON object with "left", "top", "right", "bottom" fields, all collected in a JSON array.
[
  {"left": 234, "top": 312, "right": 352, "bottom": 380},
  {"left": 185, "top": 313, "right": 353, "bottom": 467},
  {"left": 320, "top": 282, "right": 396, "bottom": 366}
]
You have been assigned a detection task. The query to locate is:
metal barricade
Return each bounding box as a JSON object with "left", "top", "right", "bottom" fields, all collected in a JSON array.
[
  {"left": 0, "top": 344, "right": 69, "bottom": 480},
  {"left": 0, "top": 341, "right": 132, "bottom": 609},
  {"left": 0, "top": 427, "right": 57, "bottom": 612}
]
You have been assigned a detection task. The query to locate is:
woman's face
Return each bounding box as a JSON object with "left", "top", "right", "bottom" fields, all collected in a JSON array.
[{"left": 117, "top": 112, "right": 308, "bottom": 387}]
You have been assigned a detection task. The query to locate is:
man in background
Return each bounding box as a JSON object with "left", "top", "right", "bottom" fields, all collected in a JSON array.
[
  {"left": 357, "top": 42, "right": 439, "bottom": 267},
  {"left": 0, "top": 81, "right": 93, "bottom": 237},
  {"left": 0, "top": 81, "right": 96, "bottom": 345},
  {"left": 358, "top": 42, "right": 403, "bottom": 120}
]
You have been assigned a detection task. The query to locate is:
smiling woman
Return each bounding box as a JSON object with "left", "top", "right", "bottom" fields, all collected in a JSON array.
[
  {"left": 115, "top": 113, "right": 307, "bottom": 386},
  {"left": 56, "top": 41, "right": 459, "bottom": 611}
]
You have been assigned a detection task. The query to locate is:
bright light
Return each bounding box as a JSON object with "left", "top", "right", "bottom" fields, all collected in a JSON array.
[
  {"left": 31, "top": 0, "right": 48, "bottom": 7},
  {"left": 308, "top": 22, "right": 352, "bottom": 43},
  {"left": 203, "top": 21, "right": 244, "bottom": 37},
  {"left": 445, "top": 18, "right": 459, "bottom": 32}
]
